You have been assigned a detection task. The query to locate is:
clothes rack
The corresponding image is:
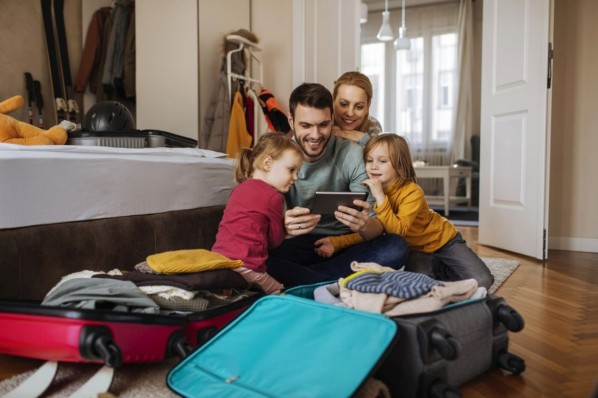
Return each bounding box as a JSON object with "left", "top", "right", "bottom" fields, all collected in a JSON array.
[{"left": 226, "top": 34, "right": 263, "bottom": 101}]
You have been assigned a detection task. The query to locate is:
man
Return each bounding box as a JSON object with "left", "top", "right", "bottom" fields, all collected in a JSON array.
[{"left": 266, "top": 83, "right": 408, "bottom": 287}]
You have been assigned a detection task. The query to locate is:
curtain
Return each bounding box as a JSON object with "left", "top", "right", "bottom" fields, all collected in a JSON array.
[{"left": 451, "top": 0, "right": 474, "bottom": 163}]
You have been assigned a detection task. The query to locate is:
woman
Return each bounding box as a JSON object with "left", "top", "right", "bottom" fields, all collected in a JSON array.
[{"left": 332, "top": 71, "right": 382, "bottom": 147}]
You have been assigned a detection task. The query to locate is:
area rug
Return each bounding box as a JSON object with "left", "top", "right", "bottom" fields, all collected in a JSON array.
[
  {"left": 0, "top": 257, "right": 519, "bottom": 397},
  {"left": 482, "top": 256, "right": 519, "bottom": 294}
]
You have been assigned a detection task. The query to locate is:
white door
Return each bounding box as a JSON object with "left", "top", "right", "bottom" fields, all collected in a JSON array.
[{"left": 479, "top": 0, "right": 553, "bottom": 260}]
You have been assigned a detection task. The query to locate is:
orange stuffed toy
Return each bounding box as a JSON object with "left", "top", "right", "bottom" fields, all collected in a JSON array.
[{"left": 0, "top": 95, "right": 75, "bottom": 145}]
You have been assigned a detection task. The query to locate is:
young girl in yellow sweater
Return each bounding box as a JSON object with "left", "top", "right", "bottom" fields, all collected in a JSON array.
[{"left": 315, "top": 134, "right": 494, "bottom": 289}]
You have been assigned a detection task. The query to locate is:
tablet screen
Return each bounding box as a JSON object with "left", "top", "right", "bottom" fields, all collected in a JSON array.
[{"left": 310, "top": 191, "right": 368, "bottom": 214}]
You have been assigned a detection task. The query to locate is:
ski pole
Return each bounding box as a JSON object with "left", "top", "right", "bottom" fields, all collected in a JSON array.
[
  {"left": 25, "top": 73, "right": 34, "bottom": 124},
  {"left": 33, "top": 80, "right": 44, "bottom": 128}
]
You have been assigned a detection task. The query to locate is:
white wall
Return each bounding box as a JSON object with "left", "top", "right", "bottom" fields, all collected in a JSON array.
[
  {"left": 548, "top": 0, "right": 598, "bottom": 252},
  {"left": 251, "top": 0, "right": 293, "bottom": 113}
]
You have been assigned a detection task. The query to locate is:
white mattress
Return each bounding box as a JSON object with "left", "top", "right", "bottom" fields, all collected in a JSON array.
[{"left": 0, "top": 143, "right": 236, "bottom": 229}]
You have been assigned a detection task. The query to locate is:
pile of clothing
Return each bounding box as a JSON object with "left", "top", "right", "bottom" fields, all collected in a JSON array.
[
  {"left": 42, "top": 249, "right": 256, "bottom": 315},
  {"left": 313, "top": 261, "right": 487, "bottom": 317}
]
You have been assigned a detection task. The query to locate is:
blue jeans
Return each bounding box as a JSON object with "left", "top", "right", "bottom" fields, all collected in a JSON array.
[
  {"left": 405, "top": 232, "right": 494, "bottom": 289},
  {"left": 266, "top": 234, "right": 408, "bottom": 288}
]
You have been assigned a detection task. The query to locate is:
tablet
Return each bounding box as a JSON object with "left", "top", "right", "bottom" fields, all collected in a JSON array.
[{"left": 310, "top": 191, "right": 368, "bottom": 214}]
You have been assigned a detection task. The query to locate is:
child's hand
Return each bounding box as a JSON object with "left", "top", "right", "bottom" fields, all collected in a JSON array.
[
  {"left": 362, "top": 179, "right": 385, "bottom": 205},
  {"left": 314, "top": 237, "right": 335, "bottom": 258}
]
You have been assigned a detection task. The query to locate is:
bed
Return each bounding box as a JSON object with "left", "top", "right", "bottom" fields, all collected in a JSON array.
[{"left": 0, "top": 144, "right": 236, "bottom": 300}]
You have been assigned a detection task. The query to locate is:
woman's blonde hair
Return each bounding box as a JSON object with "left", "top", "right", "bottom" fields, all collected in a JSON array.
[
  {"left": 333, "top": 71, "right": 373, "bottom": 133},
  {"left": 363, "top": 134, "right": 417, "bottom": 186},
  {"left": 234, "top": 133, "right": 302, "bottom": 183}
]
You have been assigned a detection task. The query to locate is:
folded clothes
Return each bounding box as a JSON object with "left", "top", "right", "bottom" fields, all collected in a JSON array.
[
  {"left": 150, "top": 294, "right": 209, "bottom": 312},
  {"left": 384, "top": 278, "right": 478, "bottom": 317},
  {"left": 139, "top": 285, "right": 196, "bottom": 301},
  {"left": 92, "top": 269, "right": 248, "bottom": 291},
  {"left": 343, "top": 270, "right": 443, "bottom": 299},
  {"left": 339, "top": 278, "right": 478, "bottom": 316},
  {"left": 134, "top": 261, "right": 157, "bottom": 274},
  {"left": 147, "top": 249, "right": 243, "bottom": 274},
  {"left": 313, "top": 282, "right": 343, "bottom": 305},
  {"left": 350, "top": 261, "right": 398, "bottom": 273},
  {"left": 42, "top": 278, "right": 159, "bottom": 314}
]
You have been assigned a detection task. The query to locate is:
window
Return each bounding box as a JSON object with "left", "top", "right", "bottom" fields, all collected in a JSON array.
[
  {"left": 360, "top": 42, "right": 386, "bottom": 128},
  {"left": 360, "top": 3, "right": 459, "bottom": 165}
]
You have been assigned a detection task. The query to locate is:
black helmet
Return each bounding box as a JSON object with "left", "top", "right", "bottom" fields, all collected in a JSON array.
[{"left": 82, "top": 101, "right": 135, "bottom": 132}]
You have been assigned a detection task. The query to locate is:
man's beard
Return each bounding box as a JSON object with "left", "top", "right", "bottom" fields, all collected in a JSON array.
[{"left": 293, "top": 131, "right": 329, "bottom": 161}]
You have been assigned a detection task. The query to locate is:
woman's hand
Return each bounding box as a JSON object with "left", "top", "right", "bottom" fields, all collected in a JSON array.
[
  {"left": 331, "top": 126, "right": 366, "bottom": 143},
  {"left": 314, "top": 237, "right": 335, "bottom": 257},
  {"left": 284, "top": 206, "right": 321, "bottom": 237}
]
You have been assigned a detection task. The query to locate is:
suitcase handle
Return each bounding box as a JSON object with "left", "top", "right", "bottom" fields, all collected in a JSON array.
[
  {"left": 429, "top": 326, "right": 460, "bottom": 361},
  {"left": 80, "top": 326, "right": 123, "bottom": 368},
  {"left": 167, "top": 331, "right": 193, "bottom": 360}
]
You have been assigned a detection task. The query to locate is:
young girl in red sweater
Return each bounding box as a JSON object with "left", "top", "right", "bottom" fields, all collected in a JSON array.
[
  {"left": 212, "top": 134, "right": 303, "bottom": 294},
  {"left": 316, "top": 134, "right": 494, "bottom": 289}
]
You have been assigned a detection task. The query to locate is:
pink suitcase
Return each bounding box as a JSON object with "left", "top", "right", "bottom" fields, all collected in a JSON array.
[{"left": 0, "top": 270, "right": 263, "bottom": 397}]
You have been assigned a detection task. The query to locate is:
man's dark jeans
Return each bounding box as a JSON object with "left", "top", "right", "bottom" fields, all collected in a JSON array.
[{"left": 266, "top": 234, "right": 408, "bottom": 288}]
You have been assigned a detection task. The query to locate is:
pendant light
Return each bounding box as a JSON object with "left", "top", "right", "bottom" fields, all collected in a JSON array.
[
  {"left": 394, "top": 0, "right": 411, "bottom": 50},
  {"left": 360, "top": 2, "right": 368, "bottom": 24},
  {"left": 377, "top": 0, "right": 394, "bottom": 42}
]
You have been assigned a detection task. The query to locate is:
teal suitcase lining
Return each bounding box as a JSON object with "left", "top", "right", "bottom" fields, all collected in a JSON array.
[{"left": 167, "top": 294, "right": 398, "bottom": 398}]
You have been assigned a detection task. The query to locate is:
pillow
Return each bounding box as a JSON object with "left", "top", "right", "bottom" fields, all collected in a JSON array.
[{"left": 147, "top": 249, "right": 243, "bottom": 274}]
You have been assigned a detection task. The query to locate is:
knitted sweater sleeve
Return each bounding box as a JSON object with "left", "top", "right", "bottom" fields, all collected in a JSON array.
[
  {"left": 328, "top": 232, "right": 364, "bottom": 251},
  {"left": 374, "top": 185, "right": 424, "bottom": 236}
]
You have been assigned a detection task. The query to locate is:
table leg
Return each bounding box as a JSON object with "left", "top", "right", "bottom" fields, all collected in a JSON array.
[
  {"left": 443, "top": 172, "right": 450, "bottom": 216},
  {"left": 466, "top": 173, "right": 472, "bottom": 210}
]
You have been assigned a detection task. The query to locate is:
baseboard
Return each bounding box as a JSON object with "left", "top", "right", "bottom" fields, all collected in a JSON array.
[{"left": 548, "top": 236, "right": 598, "bottom": 253}]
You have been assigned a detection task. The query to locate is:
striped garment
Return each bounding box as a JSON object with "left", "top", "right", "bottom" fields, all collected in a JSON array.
[{"left": 344, "top": 271, "right": 443, "bottom": 299}]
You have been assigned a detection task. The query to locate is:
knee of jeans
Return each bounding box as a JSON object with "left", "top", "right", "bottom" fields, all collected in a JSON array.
[
  {"left": 478, "top": 272, "right": 494, "bottom": 290},
  {"left": 377, "top": 234, "right": 409, "bottom": 267}
]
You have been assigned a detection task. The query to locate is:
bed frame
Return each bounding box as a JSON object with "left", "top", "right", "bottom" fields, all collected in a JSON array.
[{"left": 0, "top": 206, "right": 225, "bottom": 301}]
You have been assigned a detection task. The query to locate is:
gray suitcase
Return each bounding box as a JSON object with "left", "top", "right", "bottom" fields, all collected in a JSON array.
[{"left": 286, "top": 283, "right": 525, "bottom": 398}]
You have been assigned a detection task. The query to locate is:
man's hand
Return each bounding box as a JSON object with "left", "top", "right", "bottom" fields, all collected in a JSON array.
[
  {"left": 314, "top": 237, "right": 335, "bottom": 257},
  {"left": 284, "top": 206, "right": 321, "bottom": 237}
]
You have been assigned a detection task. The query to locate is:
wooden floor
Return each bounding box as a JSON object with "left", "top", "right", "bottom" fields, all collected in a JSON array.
[
  {"left": 0, "top": 226, "right": 597, "bottom": 397},
  {"left": 457, "top": 227, "right": 598, "bottom": 398}
]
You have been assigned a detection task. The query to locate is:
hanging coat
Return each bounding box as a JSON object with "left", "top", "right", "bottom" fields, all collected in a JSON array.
[
  {"left": 203, "top": 46, "right": 246, "bottom": 151},
  {"left": 226, "top": 90, "right": 252, "bottom": 158},
  {"left": 259, "top": 89, "right": 291, "bottom": 133}
]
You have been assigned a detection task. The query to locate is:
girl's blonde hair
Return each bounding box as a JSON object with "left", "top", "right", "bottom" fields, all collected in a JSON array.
[
  {"left": 332, "top": 71, "right": 373, "bottom": 133},
  {"left": 363, "top": 134, "right": 417, "bottom": 186},
  {"left": 234, "top": 133, "right": 302, "bottom": 183}
]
